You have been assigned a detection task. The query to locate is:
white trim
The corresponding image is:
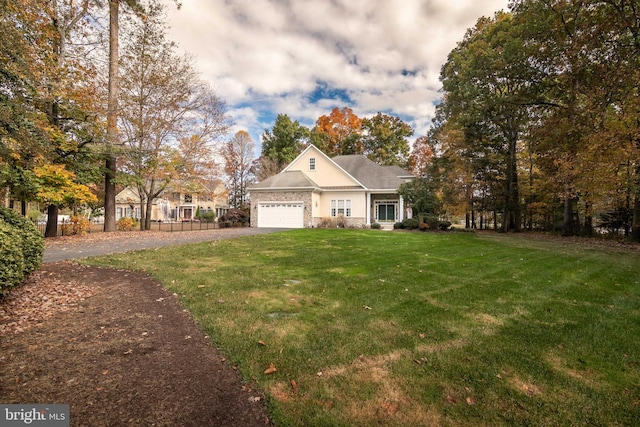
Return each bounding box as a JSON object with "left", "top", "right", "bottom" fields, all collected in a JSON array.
[{"left": 374, "top": 200, "right": 399, "bottom": 222}]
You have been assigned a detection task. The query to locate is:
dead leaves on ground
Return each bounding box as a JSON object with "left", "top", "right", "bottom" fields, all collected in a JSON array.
[{"left": 0, "top": 267, "right": 95, "bottom": 336}]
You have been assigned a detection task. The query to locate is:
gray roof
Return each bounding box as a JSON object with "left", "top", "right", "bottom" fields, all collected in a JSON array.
[
  {"left": 250, "top": 171, "right": 320, "bottom": 190},
  {"left": 333, "top": 155, "right": 406, "bottom": 190},
  {"left": 384, "top": 165, "right": 414, "bottom": 179}
]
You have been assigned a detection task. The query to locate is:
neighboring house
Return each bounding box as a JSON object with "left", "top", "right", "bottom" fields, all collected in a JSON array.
[
  {"left": 115, "top": 181, "right": 229, "bottom": 222},
  {"left": 249, "top": 145, "right": 414, "bottom": 228}
]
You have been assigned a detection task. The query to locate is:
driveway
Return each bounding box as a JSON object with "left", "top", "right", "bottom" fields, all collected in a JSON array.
[{"left": 43, "top": 227, "right": 288, "bottom": 263}]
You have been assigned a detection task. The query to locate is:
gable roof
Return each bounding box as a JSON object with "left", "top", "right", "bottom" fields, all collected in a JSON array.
[
  {"left": 250, "top": 145, "right": 414, "bottom": 192},
  {"left": 332, "top": 155, "right": 406, "bottom": 190}
]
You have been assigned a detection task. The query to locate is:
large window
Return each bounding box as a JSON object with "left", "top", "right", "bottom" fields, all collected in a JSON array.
[{"left": 331, "top": 199, "right": 351, "bottom": 217}]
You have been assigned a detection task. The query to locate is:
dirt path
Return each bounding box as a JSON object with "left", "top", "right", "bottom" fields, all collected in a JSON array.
[{"left": 1, "top": 231, "right": 276, "bottom": 426}]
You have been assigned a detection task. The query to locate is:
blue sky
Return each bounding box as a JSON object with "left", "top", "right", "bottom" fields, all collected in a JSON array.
[{"left": 162, "top": 0, "right": 510, "bottom": 155}]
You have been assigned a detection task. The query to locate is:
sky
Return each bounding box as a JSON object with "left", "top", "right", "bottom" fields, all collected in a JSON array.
[{"left": 161, "top": 0, "right": 511, "bottom": 153}]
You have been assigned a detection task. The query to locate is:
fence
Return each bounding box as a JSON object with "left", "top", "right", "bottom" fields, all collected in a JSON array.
[{"left": 35, "top": 219, "right": 219, "bottom": 237}]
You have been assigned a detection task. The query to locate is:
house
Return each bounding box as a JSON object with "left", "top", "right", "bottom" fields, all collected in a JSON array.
[
  {"left": 249, "top": 145, "right": 414, "bottom": 228},
  {"left": 115, "top": 181, "right": 229, "bottom": 222}
]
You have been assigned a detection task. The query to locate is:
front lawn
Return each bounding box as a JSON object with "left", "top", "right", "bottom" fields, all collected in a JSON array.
[{"left": 85, "top": 229, "right": 640, "bottom": 426}]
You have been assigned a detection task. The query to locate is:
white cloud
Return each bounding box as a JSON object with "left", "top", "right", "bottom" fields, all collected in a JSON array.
[{"left": 162, "top": 0, "right": 510, "bottom": 151}]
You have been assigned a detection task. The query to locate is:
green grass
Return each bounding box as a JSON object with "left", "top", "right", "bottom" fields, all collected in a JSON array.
[{"left": 83, "top": 229, "right": 640, "bottom": 426}]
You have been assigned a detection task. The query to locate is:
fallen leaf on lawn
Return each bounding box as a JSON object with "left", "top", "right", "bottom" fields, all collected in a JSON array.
[
  {"left": 124, "top": 349, "right": 133, "bottom": 355},
  {"left": 466, "top": 396, "right": 475, "bottom": 405},
  {"left": 419, "top": 333, "right": 425, "bottom": 339},
  {"left": 290, "top": 379, "right": 297, "bottom": 392},
  {"left": 264, "top": 364, "right": 277, "bottom": 375},
  {"left": 363, "top": 305, "right": 372, "bottom": 310},
  {"left": 258, "top": 340, "right": 268, "bottom": 346},
  {"left": 381, "top": 402, "right": 399, "bottom": 415}
]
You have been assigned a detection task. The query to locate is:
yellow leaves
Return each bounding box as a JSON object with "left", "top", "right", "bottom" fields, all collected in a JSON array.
[{"left": 33, "top": 163, "right": 97, "bottom": 206}]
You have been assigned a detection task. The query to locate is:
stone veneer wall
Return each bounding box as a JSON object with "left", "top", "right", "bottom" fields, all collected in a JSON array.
[{"left": 250, "top": 191, "right": 313, "bottom": 227}]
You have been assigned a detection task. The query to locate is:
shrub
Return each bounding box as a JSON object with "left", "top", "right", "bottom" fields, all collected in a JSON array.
[
  {"left": 420, "top": 214, "right": 440, "bottom": 230},
  {"left": 403, "top": 218, "right": 420, "bottom": 230},
  {"left": 393, "top": 221, "right": 404, "bottom": 229},
  {"left": 370, "top": 222, "right": 381, "bottom": 229},
  {"left": 219, "top": 208, "right": 250, "bottom": 228},
  {"left": 202, "top": 211, "right": 216, "bottom": 223},
  {"left": 61, "top": 215, "right": 91, "bottom": 235},
  {"left": 0, "top": 221, "right": 26, "bottom": 295},
  {"left": 334, "top": 214, "right": 347, "bottom": 228},
  {"left": 316, "top": 216, "right": 352, "bottom": 228},
  {"left": 316, "top": 217, "right": 334, "bottom": 228},
  {"left": 0, "top": 206, "right": 44, "bottom": 275},
  {"left": 439, "top": 221, "right": 452, "bottom": 230},
  {"left": 117, "top": 217, "right": 137, "bottom": 231}
]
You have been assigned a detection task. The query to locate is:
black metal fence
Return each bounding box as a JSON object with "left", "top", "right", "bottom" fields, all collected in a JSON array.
[{"left": 34, "top": 220, "right": 219, "bottom": 236}]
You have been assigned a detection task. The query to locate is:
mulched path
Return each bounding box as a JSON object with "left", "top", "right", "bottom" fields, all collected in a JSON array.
[{"left": 1, "top": 259, "right": 271, "bottom": 426}]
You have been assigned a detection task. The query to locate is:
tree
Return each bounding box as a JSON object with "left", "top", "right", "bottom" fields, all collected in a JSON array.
[
  {"left": 0, "top": 0, "right": 51, "bottom": 209},
  {"left": 261, "top": 113, "right": 309, "bottom": 172},
  {"left": 439, "top": 12, "right": 536, "bottom": 232},
  {"left": 118, "top": 1, "right": 229, "bottom": 230},
  {"left": 597, "top": 0, "right": 640, "bottom": 241},
  {"left": 398, "top": 178, "right": 439, "bottom": 220},
  {"left": 1, "top": 0, "right": 102, "bottom": 237},
  {"left": 361, "top": 113, "right": 412, "bottom": 167},
  {"left": 310, "top": 107, "right": 362, "bottom": 157},
  {"left": 33, "top": 164, "right": 97, "bottom": 236},
  {"left": 409, "top": 135, "right": 435, "bottom": 178},
  {"left": 223, "top": 131, "right": 255, "bottom": 208}
]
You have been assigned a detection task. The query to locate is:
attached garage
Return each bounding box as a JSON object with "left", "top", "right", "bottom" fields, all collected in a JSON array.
[{"left": 257, "top": 202, "right": 304, "bottom": 228}]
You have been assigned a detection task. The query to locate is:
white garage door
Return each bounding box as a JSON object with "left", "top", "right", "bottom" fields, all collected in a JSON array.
[{"left": 258, "top": 202, "right": 304, "bottom": 228}]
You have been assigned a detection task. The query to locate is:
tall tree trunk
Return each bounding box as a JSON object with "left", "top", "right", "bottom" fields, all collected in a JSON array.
[
  {"left": 104, "top": 0, "right": 120, "bottom": 232},
  {"left": 502, "top": 135, "right": 521, "bottom": 232},
  {"left": 45, "top": 204, "right": 58, "bottom": 238},
  {"left": 145, "top": 197, "right": 154, "bottom": 230},
  {"left": 562, "top": 195, "right": 575, "bottom": 236},
  {"left": 139, "top": 199, "right": 146, "bottom": 231},
  {"left": 633, "top": 171, "right": 640, "bottom": 242}
]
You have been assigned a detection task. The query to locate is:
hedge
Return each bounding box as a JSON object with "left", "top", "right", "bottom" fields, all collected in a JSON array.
[
  {"left": 0, "top": 207, "right": 44, "bottom": 295},
  {"left": 0, "top": 221, "right": 26, "bottom": 295}
]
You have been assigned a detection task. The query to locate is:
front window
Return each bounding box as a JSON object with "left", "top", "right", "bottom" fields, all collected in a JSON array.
[
  {"left": 309, "top": 157, "right": 316, "bottom": 171},
  {"left": 184, "top": 194, "right": 193, "bottom": 203},
  {"left": 331, "top": 199, "right": 351, "bottom": 217}
]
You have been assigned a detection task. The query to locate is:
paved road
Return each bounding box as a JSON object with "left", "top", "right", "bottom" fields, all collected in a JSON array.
[{"left": 43, "top": 228, "right": 288, "bottom": 263}]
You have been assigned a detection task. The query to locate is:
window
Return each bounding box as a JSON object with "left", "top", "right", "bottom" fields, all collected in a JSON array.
[
  {"left": 331, "top": 199, "right": 351, "bottom": 217},
  {"left": 184, "top": 194, "right": 193, "bottom": 203},
  {"left": 309, "top": 157, "right": 316, "bottom": 171}
]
